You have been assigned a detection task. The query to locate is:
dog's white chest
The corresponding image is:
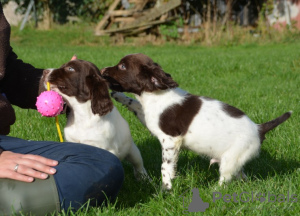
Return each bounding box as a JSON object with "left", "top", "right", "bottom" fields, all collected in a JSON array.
[
  {"left": 64, "top": 104, "right": 133, "bottom": 159},
  {"left": 65, "top": 112, "right": 112, "bottom": 144}
]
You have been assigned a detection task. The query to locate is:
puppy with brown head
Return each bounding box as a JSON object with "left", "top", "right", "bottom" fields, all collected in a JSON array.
[
  {"left": 101, "top": 53, "right": 178, "bottom": 94},
  {"left": 101, "top": 53, "right": 291, "bottom": 190},
  {"left": 41, "top": 59, "right": 149, "bottom": 180}
]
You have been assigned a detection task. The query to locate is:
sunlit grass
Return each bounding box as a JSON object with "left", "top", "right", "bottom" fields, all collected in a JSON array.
[{"left": 8, "top": 26, "right": 300, "bottom": 215}]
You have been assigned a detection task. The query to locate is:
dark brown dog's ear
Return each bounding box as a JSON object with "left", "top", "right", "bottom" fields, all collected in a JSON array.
[
  {"left": 140, "top": 63, "right": 178, "bottom": 91},
  {"left": 86, "top": 74, "right": 113, "bottom": 116},
  {"left": 38, "top": 77, "right": 47, "bottom": 94}
]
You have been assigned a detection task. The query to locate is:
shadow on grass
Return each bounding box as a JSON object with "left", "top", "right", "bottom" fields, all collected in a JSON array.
[
  {"left": 114, "top": 137, "right": 162, "bottom": 209},
  {"left": 114, "top": 137, "right": 299, "bottom": 209},
  {"left": 244, "top": 149, "right": 300, "bottom": 180}
]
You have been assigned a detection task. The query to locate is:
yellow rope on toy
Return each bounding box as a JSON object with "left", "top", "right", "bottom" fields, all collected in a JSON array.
[
  {"left": 47, "top": 82, "right": 64, "bottom": 142},
  {"left": 55, "top": 115, "right": 63, "bottom": 142}
]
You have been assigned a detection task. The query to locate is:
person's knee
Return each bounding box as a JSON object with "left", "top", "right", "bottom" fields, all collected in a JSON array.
[
  {"left": 84, "top": 156, "right": 124, "bottom": 206},
  {"left": 53, "top": 144, "right": 124, "bottom": 210},
  {"left": 61, "top": 143, "right": 124, "bottom": 173},
  {"left": 77, "top": 147, "right": 125, "bottom": 201}
]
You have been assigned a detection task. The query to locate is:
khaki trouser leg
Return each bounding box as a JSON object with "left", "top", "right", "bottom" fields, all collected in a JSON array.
[{"left": 0, "top": 175, "right": 60, "bottom": 215}]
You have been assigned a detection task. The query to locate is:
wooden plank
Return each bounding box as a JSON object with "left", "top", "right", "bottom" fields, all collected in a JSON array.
[
  {"left": 109, "top": 10, "right": 139, "bottom": 16},
  {"left": 128, "top": 0, "right": 153, "bottom": 3},
  {"left": 128, "top": 0, "right": 147, "bottom": 2},
  {"left": 123, "top": 25, "right": 153, "bottom": 36},
  {"left": 95, "top": 0, "right": 181, "bottom": 36},
  {"left": 114, "top": 17, "right": 135, "bottom": 22},
  {"left": 99, "top": 17, "right": 177, "bottom": 35},
  {"left": 95, "top": 0, "right": 121, "bottom": 32},
  {"left": 127, "top": 0, "right": 181, "bottom": 26},
  {"left": 134, "top": 0, "right": 150, "bottom": 11}
]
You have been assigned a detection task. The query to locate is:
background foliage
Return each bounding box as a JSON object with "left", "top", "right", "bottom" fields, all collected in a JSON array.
[
  {"left": 2, "top": 0, "right": 300, "bottom": 45},
  {"left": 1, "top": 0, "right": 273, "bottom": 24},
  {"left": 2, "top": 0, "right": 114, "bottom": 23}
]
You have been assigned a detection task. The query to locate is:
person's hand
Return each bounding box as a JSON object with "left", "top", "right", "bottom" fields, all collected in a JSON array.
[{"left": 0, "top": 151, "right": 58, "bottom": 182}]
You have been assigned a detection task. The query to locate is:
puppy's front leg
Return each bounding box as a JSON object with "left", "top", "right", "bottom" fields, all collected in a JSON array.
[
  {"left": 111, "top": 91, "right": 146, "bottom": 126},
  {"left": 161, "top": 136, "right": 182, "bottom": 190},
  {"left": 126, "top": 142, "right": 150, "bottom": 181}
]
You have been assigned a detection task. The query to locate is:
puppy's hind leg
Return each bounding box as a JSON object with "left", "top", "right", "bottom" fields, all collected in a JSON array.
[
  {"left": 219, "top": 139, "right": 259, "bottom": 186},
  {"left": 126, "top": 142, "right": 150, "bottom": 181},
  {"left": 218, "top": 154, "right": 242, "bottom": 186}
]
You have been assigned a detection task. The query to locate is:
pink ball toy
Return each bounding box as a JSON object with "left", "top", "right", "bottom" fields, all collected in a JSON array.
[{"left": 36, "top": 91, "right": 64, "bottom": 117}]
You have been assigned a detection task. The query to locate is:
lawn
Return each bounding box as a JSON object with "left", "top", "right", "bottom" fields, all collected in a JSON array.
[{"left": 8, "top": 26, "right": 300, "bottom": 215}]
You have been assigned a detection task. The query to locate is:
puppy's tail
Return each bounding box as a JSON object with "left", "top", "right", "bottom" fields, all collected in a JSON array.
[{"left": 258, "top": 111, "right": 292, "bottom": 143}]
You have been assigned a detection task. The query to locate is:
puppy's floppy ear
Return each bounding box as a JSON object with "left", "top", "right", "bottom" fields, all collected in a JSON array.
[
  {"left": 140, "top": 62, "right": 178, "bottom": 91},
  {"left": 86, "top": 73, "right": 113, "bottom": 116}
]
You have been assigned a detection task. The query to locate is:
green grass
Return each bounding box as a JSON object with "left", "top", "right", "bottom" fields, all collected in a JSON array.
[{"left": 8, "top": 26, "right": 300, "bottom": 215}]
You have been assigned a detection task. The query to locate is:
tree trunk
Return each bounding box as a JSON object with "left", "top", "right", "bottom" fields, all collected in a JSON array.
[
  {"left": 205, "top": 0, "right": 211, "bottom": 44},
  {"left": 222, "top": 0, "right": 232, "bottom": 28},
  {"left": 243, "top": 2, "right": 249, "bottom": 26},
  {"left": 39, "top": 0, "right": 51, "bottom": 30},
  {"left": 213, "top": 0, "right": 217, "bottom": 34}
]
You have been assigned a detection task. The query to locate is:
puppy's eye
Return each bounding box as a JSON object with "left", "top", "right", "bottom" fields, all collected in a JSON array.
[
  {"left": 119, "top": 64, "right": 126, "bottom": 70},
  {"left": 68, "top": 67, "right": 75, "bottom": 71}
]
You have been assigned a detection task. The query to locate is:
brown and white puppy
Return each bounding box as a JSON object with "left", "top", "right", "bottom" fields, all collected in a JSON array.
[
  {"left": 41, "top": 59, "right": 149, "bottom": 180},
  {"left": 100, "top": 53, "right": 291, "bottom": 190}
]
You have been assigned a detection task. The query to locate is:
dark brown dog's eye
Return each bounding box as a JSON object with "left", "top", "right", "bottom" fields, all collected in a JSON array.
[
  {"left": 119, "top": 64, "right": 126, "bottom": 70},
  {"left": 68, "top": 67, "right": 75, "bottom": 72}
]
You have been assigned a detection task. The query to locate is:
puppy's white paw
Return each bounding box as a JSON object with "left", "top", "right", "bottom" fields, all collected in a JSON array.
[
  {"left": 111, "top": 91, "right": 129, "bottom": 103},
  {"left": 134, "top": 169, "right": 152, "bottom": 182},
  {"left": 162, "top": 180, "right": 172, "bottom": 191}
]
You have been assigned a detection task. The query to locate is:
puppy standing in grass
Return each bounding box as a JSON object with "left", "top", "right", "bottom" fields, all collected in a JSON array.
[
  {"left": 41, "top": 58, "right": 149, "bottom": 180},
  {"left": 100, "top": 53, "right": 291, "bottom": 190}
]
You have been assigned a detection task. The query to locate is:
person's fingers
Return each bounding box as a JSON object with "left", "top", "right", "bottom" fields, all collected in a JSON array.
[
  {"left": 0, "top": 166, "right": 35, "bottom": 182},
  {"left": 16, "top": 158, "right": 57, "bottom": 176},
  {"left": 0, "top": 161, "right": 54, "bottom": 181},
  {"left": 15, "top": 163, "right": 51, "bottom": 179},
  {"left": 6, "top": 170, "right": 35, "bottom": 182},
  {"left": 2, "top": 151, "right": 58, "bottom": 167},
  {"left": 0, "top": 151, "right": 58, "bottom": 181},
  {"left": 21, "top": 154, "right": 58, "bottom": 166}
]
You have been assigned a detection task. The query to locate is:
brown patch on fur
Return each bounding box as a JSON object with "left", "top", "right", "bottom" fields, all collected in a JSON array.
[
  {"left": 222, "top": 103, "right": 245, "bottom": 118},
  {"left": 159, "top": 94, "right": 202, "bottom": 137},
  {"left": 86, "top": 73, "right": 114, "bottom": 116}
]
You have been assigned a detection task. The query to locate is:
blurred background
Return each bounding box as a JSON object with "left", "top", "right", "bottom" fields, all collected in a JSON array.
[{"left": 2, "top": 0, "right": 300, "bottom": 45}]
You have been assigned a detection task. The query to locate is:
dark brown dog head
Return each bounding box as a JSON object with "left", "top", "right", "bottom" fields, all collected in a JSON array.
[
  {"left": 43, "top": 59, "right": 113, "bottom": 116},
  {"left": 100, "top": 53, "right": 178, "bottom": 95}
]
